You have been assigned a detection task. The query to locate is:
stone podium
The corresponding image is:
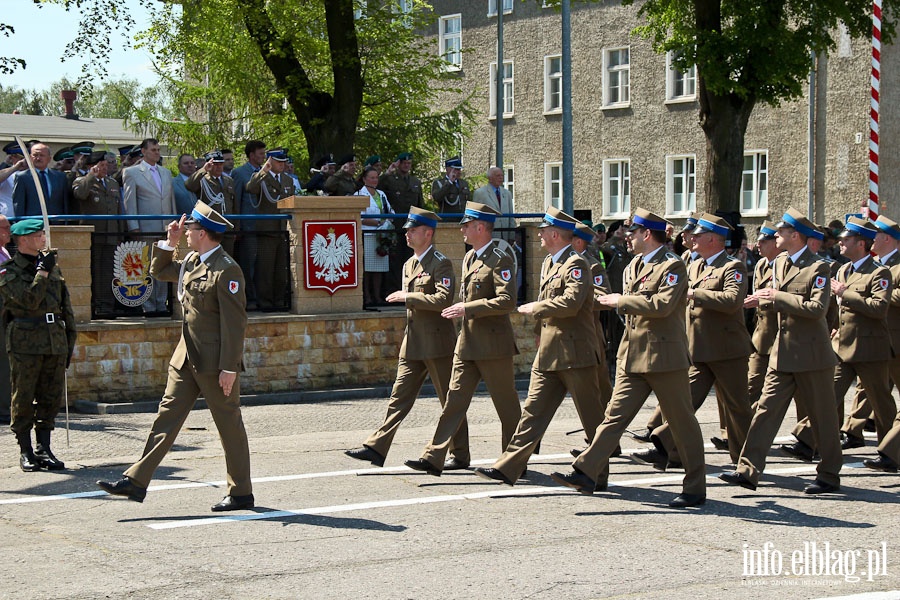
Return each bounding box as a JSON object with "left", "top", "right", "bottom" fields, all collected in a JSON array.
[{"left": 278, "top": 195, "right": 370, "bottom": 314}]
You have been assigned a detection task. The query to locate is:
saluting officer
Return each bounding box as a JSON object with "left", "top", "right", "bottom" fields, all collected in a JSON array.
[
  {"left": 345, "top": 207, "right": 464, "bottom": 467},
  {"left": 73, "top": 151, "right": 123, "bottom": 232},
  {"left": 787, "top": 217, "right": 893, "bottom": 454},
  {"left": 405, "top": 202, "right": 521, "bottom": 475},
  {"left": 0, "top": 220, "right": 77, "bottom": 472},
  {"left": 721, "top": 208, "right": 842, "bottom": 494},
  {"left": 633, "top": 213, "right": 752, "bottom": 469},
  {"left": 844, "top": 215, "right": 900, "bottom": 444},
  {"left": 97, "top": 202, "right": 254, "bottom": 511},
  {"left": 550, "top": 208, "right": 706, "bottom": 508},
  {"left": 473, "top": 207, "right": 603, "bottom": 487}
]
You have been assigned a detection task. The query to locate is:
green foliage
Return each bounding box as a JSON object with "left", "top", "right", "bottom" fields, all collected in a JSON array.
[
  {"left": 625, "top": 0, "right": 894, "bottom": 107},
  {"left": 0, "top": 23, "right": 26, "bottom": 75}
]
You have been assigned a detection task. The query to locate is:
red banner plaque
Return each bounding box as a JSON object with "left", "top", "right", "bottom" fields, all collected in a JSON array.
[{"left": 303, "top": 220, "right": 358, "bottom": 294}]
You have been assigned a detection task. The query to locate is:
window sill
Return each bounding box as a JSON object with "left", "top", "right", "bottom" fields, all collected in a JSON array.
[
  {"left": 488, "top": 114, "right": 515, "bottom": 121},
  {"left": 740, "top": 210, "right": 769, "bottom": 218},
  {"left": 543, "top": 109, "right": 562, "bottom": 116},
  {"left": 665, "top": 96, "right": 697, "bottom": 105},
  {"left": 601, "top": 102, "right": 631, "bottom": 111}
]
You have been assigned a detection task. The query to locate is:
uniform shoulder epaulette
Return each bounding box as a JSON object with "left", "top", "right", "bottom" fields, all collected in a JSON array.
[
  {"left": 433, "top": 250, "right": 447, "bottom": 261},
  {"left": 491, "top": 247, "right": 508, "bottom": 260},
  {"left": 725, "top": 254, "right": 739, "bottom": 262},
  {"left": 567, "top": 249, "right": 579, "bottom": 258},
  {"left": 221, "top": 255, "right": 235, "bottom": 266},
  {"left": 664, "top": 252, "right": 683, "bottom": 262}
]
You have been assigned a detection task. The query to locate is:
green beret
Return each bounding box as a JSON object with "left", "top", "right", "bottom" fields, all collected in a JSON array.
[
  {"left": 11, "top": 219, "right": 44, "bottom": 236},
  {"left": 396, "top": 152, "right": 413, "bottom": 161}
]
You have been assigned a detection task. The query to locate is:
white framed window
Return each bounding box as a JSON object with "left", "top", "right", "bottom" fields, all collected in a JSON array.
[
  {"left": 666, "top": 50, "right": 696, "bottom": 102},
  {"left": 439, "top": 14, "right": 462, "bottom": 71},
  {"left": 544, "top": 55, "right": 563, "bottom": 114},
  {"left": 489, "top": 60, "right": 514, "bottom": 118},
  {"left": 602, "top": 47, "right": 630, "bottom": 108},
  {"left": 603, "top": 159, "right": 631, "bottom": 217},
  {"left": 396, "top": 0, "right": 413, "bottom": 14},
  {"left": 741, "top": 150, "right": 768, "bottom": 216},
  {"left": 544, "top": 162, "right": 563, "bottom": 209},
  {"left": 503, "top": 166, "right": 514, "bottom": 198},
  {"left": 666, "top": 155, "right": 696, "bottom": 216},
  {"left": 488, "top": 0, "right": 514, "bottom": 16}
]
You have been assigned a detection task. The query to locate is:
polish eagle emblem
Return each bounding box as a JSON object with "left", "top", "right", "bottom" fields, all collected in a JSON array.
[{"left": 309, "top": 227, "right": 354, "bottom": 284}]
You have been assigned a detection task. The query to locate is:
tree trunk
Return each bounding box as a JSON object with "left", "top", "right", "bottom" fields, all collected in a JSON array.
[{"left": 698, "top": 87, "right": 756, "bottom": 213}]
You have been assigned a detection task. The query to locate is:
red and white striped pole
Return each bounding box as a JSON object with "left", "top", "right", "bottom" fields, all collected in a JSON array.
[{"left": 869, "top": 0, "right": 882, "bottom": 220}]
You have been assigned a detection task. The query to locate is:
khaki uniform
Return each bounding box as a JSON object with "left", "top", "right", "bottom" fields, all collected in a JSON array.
[
  {"left": 0, "top": 254, "right": 77, "bottom": 436},
  {"left": 491, "top": 247, "right": 604, "bottom": 482},
  {"left": 124, "top": 245, "right": 252, "bottom": 496},
  {"left": 379, "top": 172, "right": 424, "bottom": 292},
  {"left": 584, "top": 251, "right": 613, "bottom": 414},
  {"left": 736, "top": 248, "right": 842, "bottom": 488},
  {"left": 73, "top": 172, "right": 124, "bottom": 233},
  {"left": 246, "top": 170, "right": 293, "bottom": 309},
  {"left": 364, "top": 248, "right": 464, "bottom": 459},
  {"left": 748, "top": 258, "right": 778, "bottom": 404},
  {"left": 844, "top": 251, "right": 900, "bottom": 439},
  {"left": 573, "top": 249, "right": 706, "bottom": 495},
  {"left": 653, "top": 251, "right": 752, "bottom": 464},
  {"left": 792, "top": 256, "right": 894, "bottom": 446},
  {"left": 325, "top": 171, "right": 359, "bottom": 197},
  {"left": 420, "top": 241, "right": 520, "bottom": 468}
]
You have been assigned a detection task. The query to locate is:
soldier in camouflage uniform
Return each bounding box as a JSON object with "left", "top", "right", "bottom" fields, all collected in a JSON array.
[{"left": 0, "top": 219, "right": 77, "bottom": 471}]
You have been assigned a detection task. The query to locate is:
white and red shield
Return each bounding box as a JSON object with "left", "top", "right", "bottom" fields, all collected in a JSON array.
[
  {"left": 572, "top": 268, "right": 582, "bottom": 280},
  {"left": 441, "top": 277, "right": 451, "bottom": 288},
  {"left": 735, "top": 272, "right": 743, "bottom": 283},
  {"left": 304, "top": 220, "right": 358, "bottom": 294},
  {"left": 500, "top": 269, "right": 512, "bottom": 281},
  {"left": 229, "top": 280, "right": 240, "bottom": 294},
  {"left": 594, "top": 274, "right": 604, "bottom": 286},
  {"left": 879, "top": 278, "right": 890, "bottom": 290},
  {"left": 666, "top": 273, "right": 679, "bottom": 286},
  {"left": 814, "top": 275, "right": 826, "bottom": 289}
]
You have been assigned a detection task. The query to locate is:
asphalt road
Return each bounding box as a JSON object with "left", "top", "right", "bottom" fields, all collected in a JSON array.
[{"left": 1, "top": 390, "right": 899, "bottom": 600}]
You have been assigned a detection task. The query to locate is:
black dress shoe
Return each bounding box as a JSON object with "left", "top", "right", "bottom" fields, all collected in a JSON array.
[
  {"left": 550, "top": 470, "right": 597, "bottom": 495},
  {"left": 840, "top": 433, "right": 866, "bottom": 450},
  {"left": 631, "top": 429, "right": 653, "bottom": 443},
  {"left": 344, "top": 446, "right": 385, "bottom": 467},
  {"left": 212, "top": 494, "right": 255, "bottom": 512},
  {"left": 710, "top": 436, "right": 729, "bottom": 451},
  {"left": 864, "top": 418, "right": 876, "bottom": 433},
  {"left": 403, "top": 458, "right": 442, "bottom": 476},
  {"left": 863, "top": 454, "right": 899, "bottom": 473},
  {"left": 718, "top": 471, "right": 757, "bottom": 491},
  {"left": 96, "top": 478, "right": 147, "bottom": 503},
  {"left": 443, "top": 457, "right": 470, "bottom": 470},
  {"left": 630, "top": 447, "right": 668, "bottom": 471},
  {"left": 779, "top": 440, "right": 816, "bottom": 462},
  {"left": 473, "top": 467, "right": 514, "bottom": 486},
  {"left": 34, "top": 448, "right": 65, "bottom": 471},
  {"left": 803, "top": 479, "right": 840, "bottom": 495},
  {"left": 669, "top": 493, "right": 706, "bottom": 508}
]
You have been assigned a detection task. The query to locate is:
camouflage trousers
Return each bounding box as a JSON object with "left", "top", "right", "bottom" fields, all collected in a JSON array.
[{"left": 9, "top": 352, "right": 66, "bottom": 435}]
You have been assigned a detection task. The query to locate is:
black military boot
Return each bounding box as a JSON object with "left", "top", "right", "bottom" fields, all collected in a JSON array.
[
  {"left": 16, "top": 431, "right": 41, "bottom": 472},
  {"left": 34, "top": 429, "right": 65, "bottom": 470}
]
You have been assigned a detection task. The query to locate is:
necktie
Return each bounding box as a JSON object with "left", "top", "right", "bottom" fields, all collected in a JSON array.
[
  {"left": 39, "top": 170, "right": 49, "bottom": 198},
  {"left": 495, "top": 187, "right": 501, "bottom": 209},
  {"left": 150, "top": 165, "right": 163, "bottom": 194}
]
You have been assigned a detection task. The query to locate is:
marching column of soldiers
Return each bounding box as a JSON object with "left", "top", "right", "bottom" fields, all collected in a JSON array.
[{"left": 346, "top": 204, "right": 900, "bottom": 509}]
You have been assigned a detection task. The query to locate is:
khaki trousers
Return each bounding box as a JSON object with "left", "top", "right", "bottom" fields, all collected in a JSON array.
[
  {"left": 420, "top": 355, "right": 519, "bottom": 468},
  {"left": 365, "top": 355, "right": 465, "bottom": 461},
  {"left": 574, "top": 367, "right": 706, "bottom": 495},
  {"left": 843, "top": 355, "right": 899, "bottom": 441},
  {"left": 878, "top": 410, "right": 900, "bottom": 462},
  {"left": 125, "top": 364, "right": 252, "bottom": 496}
]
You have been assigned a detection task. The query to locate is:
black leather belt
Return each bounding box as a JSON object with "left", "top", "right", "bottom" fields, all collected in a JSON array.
[{"left": 13, "top": 313, "right": 61, "bottom": 324}]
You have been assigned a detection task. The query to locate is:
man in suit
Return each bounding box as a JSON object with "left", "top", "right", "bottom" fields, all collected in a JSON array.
[
  {"left": 633, "top": 213, "right": 752, "bottom": 469},
  {"left": 473, "top": 207, "right": 604, "bottom": 487},
  {"left": 12, "top": 143, "right": 68, "bottom": 217},
  {"left": 786, "top": 216, "right": 893, "bottom": 454},
  {"left": 97, "top": 201, "right": 253, "bottom": 511},
  {"left": 231, "top": 140, "right": 267, "bottom": 310},
  {"left": 430, "top": 157, "right": 471, "bottom": 217},
  {"left": 472, "top": 166, "right": 515, "bottom": 242},
  {"left": 172, "top": 153, "right": 198, "bottom": 215},
  {"left": 345, "top": 207, "right": 463, "bottom": 467},
  {"left": 405, "top": 202, "right": 521, "bottom": 475},
  {"left": 187, "top": 150, "right": 237, "bottom": 256},
  {"left": 721, "top": 208, "right": 842, "bottom": 494},
  {"left": 123, "top": 138, "right": 176, "bottom": 313},
  {"left": 550, "top": 208, "right": 706, "bottom": 508},
  {"left": 844, "top": 215, "right": 900, "bottom": 444},
  {"left": 246, "top": 148, "right": 294, "bottom": 311}
]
